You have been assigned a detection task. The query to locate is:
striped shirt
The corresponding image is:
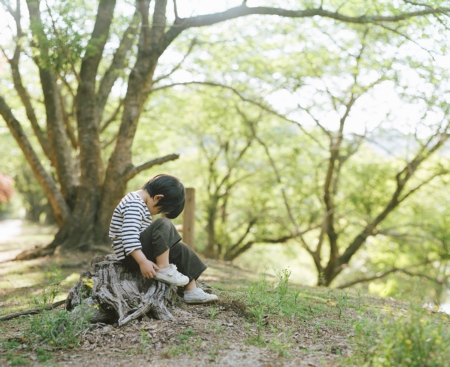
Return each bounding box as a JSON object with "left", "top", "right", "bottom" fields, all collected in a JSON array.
[{"left": 109, "top": 192, "right": 152, "bottom": 260}]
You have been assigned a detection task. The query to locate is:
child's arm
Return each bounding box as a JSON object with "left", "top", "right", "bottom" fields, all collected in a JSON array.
[
  {"left": 131, "top": 249, "right": 159, "bottom": 279},
  {"left": 120, "top": 200, "right": 158, "bottom": 278}
]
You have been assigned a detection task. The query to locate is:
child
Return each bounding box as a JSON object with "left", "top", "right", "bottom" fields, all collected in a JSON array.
[{"left": 109, "top": 174, "right": 218, "bottom": 304}]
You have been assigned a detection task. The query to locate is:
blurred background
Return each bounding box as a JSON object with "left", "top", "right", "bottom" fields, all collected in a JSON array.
[{"left": 1, "top": 0, "right": 449, "bottom": 311}]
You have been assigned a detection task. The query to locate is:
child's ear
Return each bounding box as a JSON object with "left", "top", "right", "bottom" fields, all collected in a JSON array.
[{"left": 154, "top": 194, "right": 164, "bottom": 203}]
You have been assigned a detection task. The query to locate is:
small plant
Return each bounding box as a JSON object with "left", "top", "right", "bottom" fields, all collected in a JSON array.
[
  {"left": 209, "top": 344, "right": 220, "bottom": 360},
  {"left": 248, "top": 303, "right": 266, "bottom": 344},
  {"left": 25, "top": 274, "right": 91, "bottom": 349},
  {"left": 209, "top": 306, "right": 218, "bottom": 320},
  {"left": 347, "top": 306, "right": 450, "bottom": 367},
  {"left": 275, "top": 268, "right": 291, "bottom": 306},
  {"left": 33, "top": 270, "right": 62, "bottom": 308},
  {"left": 331, "top": 291, "right": 350, "bottom": 319},
  {"left": 178, "top": 328, "right": 195, "bottom": 341},
  {"left": 269, "top": 327, "right": 293, "bottom": 358},
  {"left": 356, "top": 289, "right": 363, "bottom": 310},
  {"left": 164, "top": 346, "right": 180, "bottom": 357},
  {"left": 6, "top": 354, "right": 28, "bottom": 366},
  {"left": 26, "top": 305, "right": 91, "bottom": 348},
  {"left": 36, "top": 348, "right": 52, "bottom": 362},
  {"left": 164, "top": 336, "right": 202, "bottom": 358},
  {"left": 139, "top": 330, "right": 152, "bottom": 353}
]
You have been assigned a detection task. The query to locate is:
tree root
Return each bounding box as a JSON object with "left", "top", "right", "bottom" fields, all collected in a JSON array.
[{"left": 14, "top": 245, "right": 56, "bottom": 261}]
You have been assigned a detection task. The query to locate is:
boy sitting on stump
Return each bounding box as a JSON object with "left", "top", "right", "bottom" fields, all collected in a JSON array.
[{"left": 109, "top": 174, "right": 218, "bottom": 304}]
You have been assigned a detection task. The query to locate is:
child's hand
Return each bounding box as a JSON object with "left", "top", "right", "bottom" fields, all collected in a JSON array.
[{"left": 139, "top": 259, "right": 159, "bottom": 279}]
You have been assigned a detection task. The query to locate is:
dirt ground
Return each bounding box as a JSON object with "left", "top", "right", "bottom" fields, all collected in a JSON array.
[
  {"left": 0, "top": 220, "right": 357, "bottom": 366},
  {"left": 3, "top": 294, "right": 352, "bottom": 367}
]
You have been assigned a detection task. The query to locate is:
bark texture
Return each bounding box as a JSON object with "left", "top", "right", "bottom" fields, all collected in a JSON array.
[{"left": 66, "top": 255, "right": 176, "bottom": 326}]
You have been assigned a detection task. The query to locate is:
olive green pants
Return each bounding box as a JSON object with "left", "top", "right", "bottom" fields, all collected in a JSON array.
[{"left": 121, "top": 217, "right": 207, "bottom": 282}]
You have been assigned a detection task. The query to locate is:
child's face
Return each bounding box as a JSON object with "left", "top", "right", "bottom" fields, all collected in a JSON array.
[{"left": 147, "top": 194, "right": 165, "bottom": 216}]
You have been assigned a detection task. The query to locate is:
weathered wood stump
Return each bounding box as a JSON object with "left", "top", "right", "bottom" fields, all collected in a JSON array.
[{"left": 66, "top": 254, "right": 177, "bottom": 326}]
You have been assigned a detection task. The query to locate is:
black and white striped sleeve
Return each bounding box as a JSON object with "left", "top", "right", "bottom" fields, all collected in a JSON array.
[{"left": 121, "top": 200, "right": 145, "bottom": 256}]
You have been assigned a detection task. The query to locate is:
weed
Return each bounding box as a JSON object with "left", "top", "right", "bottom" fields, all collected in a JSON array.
[
  {"left": 6, "top": 354, "right": 28, "bottom": 366},
  {"left": 209, "top": 306, "right": 218, "bottom": 320},
  {"left": 356, "top": 289, "right": 363, "bottom": 310},
  {"left": 163, "top": 346, "right": 180, "bottom": 357},
  {"left": 269, "top": 328, "right": 293, "bottom": 358},
  {"left": 210, "top": 322, "right": 225, "bottom": 334},
  {"left": 164, "top": 337, "right": 202, "bottom": 358},
  {"left": 3, "top": 340, "right": 21, "bottom": 349},
  {"left": 209, "top": 344, "right": 220, "bottom": 360},
  {"left": 346, "top": 306, "right": 450, "bottom": 366},
  {"left": 248, "top": 303, "right": 266, "bottom": 344},
  {"left": 275, "top": 269, "right": 291, "bottom": 306},
  {"left": 139, "top": 330, "right": 152, "bottom": 353},
  {"left": 36, "top": 348, "right": 52, "bottom": 362},
  {"left": 33, "top": 269, "right": 63, "bottom": 308},
  {"left": 178, "top": 328, "right": 195, "bottom": 341},
  {"left": 26, "top": 305, "right": 91, "bottom": 348},
  {"left": 331, "top": 291, "right": 350, "bottom": 319}
]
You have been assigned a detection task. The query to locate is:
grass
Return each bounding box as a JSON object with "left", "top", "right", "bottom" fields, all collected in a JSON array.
[
  {"left": 223, "top": 270, "right": 450, "bottom": 365},
  {"left": 346, "top": 306, "right": 450, "bottom": 366},
  {"left": 1, "top": 223, "right": 450, "bottom": 366}
]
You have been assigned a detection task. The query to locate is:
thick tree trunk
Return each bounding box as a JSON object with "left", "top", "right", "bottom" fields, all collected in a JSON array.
[{"left": 66, "top": 254, "right": 176, "bottom": 326}]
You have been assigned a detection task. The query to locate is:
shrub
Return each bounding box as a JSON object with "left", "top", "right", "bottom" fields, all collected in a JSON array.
[{"left": 348, "top": 307, "right": 450, "bottom": 367}]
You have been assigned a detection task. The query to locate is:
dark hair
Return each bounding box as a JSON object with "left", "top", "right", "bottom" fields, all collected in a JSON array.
[{"left": 142, "top": 174, "right": 185, "bottom": 219}]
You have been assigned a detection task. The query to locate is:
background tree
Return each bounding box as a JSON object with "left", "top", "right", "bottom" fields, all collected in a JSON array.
[
  {"left": 0, "top": 0, "right": 448, "bottom": 262},
  {"left": 145, "top": 3, "right": 450, "bottom": 288}
]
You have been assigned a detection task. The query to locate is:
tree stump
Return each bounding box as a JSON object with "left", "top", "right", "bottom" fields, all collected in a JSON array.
[{"left": 65, "top": 254, "right": 177, "bottom": 326}]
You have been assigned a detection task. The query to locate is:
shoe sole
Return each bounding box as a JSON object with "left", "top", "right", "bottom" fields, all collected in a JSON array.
[
  {"left": 184, "top": 297, "right": 218, "bottom": 304},
  {"left": 154, "top": 277, "right": 189, "bottom": 287}
]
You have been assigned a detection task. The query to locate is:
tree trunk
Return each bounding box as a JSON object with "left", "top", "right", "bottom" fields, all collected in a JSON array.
[
  {"left": 204, "top": 204, "right": 218, "bottom": 258},
  {"left": 66, "top": 254, "right": 176, "bottom": 326}
]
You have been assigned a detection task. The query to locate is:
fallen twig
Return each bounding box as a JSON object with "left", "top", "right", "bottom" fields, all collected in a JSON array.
[{"left": 0, "top": 300, "right": 66, "bottom": 321}]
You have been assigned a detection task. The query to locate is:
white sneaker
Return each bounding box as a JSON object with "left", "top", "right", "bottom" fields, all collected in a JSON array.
[
  {"left": 154, "top": 264, "right": 189, "bottom": 286},
  {"left": 184, "top": 288, "right": 218, "bottom": 304}
]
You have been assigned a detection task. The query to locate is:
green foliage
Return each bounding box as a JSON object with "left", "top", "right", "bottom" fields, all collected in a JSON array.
[
  {"left": 36, "top": 348, "right": 52, "bottom": 363},
  {"left": 29, "top": 0, "right": 93, "bottom": 73},
  {"left": 25, "top": 273, "right": 91, "bottom": 348},
  {"left": 5, "top": 354, "right": 27, "bottom": 366},
  {"left": 347, "top": 307, "right": 450, "bottom": 367},
  {"left": 163, "top": 330, "right": 202, "bottom": 358},
  {"left": 26, "top": 307, "right": 91, "bottom": 348},
  {"left": 139, "top": 330, "right": 152, "bottom": 354}
]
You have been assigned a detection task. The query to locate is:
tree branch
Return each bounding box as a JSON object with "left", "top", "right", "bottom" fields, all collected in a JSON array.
[
  {"left": 59, "top": 87, "right": 78, "bottom": 150},
  {"left": 225, "top": 233, "right": 298, "bottom": 261},
  {"left": 163, "top": 4, "right": 449, "bottom": 50},
  {"left": 337, "top": 125, "right": 450, "bottom": 274},
  {"left": 26, "top": 0, "right": 77, "bottom": 202},
  {"left": 44, "top": 0, "right": 81, "bottom": 83},
  {"left": 100, "top": 98, "right": 124, "bottom": 133},
  {"left": 75, "top": 0, "right": 117, "bottom": 195},
  {"left": 125, "top": 153, "right": 180, "bottom": 180},
  {"left": 151, "top": 0, "right": 168, "bottom": 53},
  {"left": 149, "top": 80, "right": 324, "bottom": 147},
  {"left": 0, "top": 300, "right": 66, "bottom": 321},
  {"left": 0, "top": 95, "right": 70, "bottom": 225},
  {"left": 153, "top": 37, "right": 197, "bottom": 84},
  {"left": 337, "top": 259, "right": 438, "bottom": 289},
  {"left": 97, "top": 9, "right": 139, "bottom": 122}
]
